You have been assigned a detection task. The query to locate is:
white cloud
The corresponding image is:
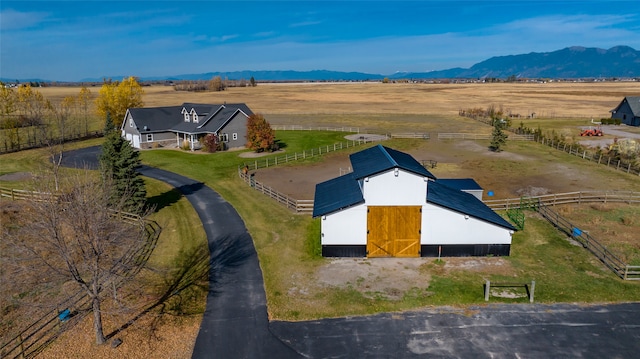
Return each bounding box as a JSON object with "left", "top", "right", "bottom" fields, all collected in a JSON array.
[{"left": 0, "top": 9, "right": 49, "bottom": 30}]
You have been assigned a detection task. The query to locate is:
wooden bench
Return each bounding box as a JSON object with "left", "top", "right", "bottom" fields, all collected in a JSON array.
[{"left": 484, "top": 280, "right": 536, "bottom": 303}]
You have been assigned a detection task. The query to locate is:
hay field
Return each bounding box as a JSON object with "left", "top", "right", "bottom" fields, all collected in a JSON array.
[{"left": 39, "top": 81, "right": 640, "bottom": 118}]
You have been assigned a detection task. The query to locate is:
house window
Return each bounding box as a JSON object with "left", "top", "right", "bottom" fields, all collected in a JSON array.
[
  {"left": 129, "top": 119, "right": 133, "bottom": 127},
  {"left": 191, "top": 109, "right": 198, "bottom": 123},
  {"left": 232, "top": 133, "right": 238, "bottom": 141},
  {"left": 184, "top": 113, "right": 190, "bottom": 122},
  {"left": 219, "top": 133, "right": 229, "bottom": 142},
  {"left": 146, "top": 134, "right": 153, "bottom": 142}
]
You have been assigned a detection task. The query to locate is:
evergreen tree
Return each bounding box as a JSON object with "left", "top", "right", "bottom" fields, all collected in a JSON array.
[
  {"left": 103, "top": 111, "right": 115, "bottom": 135},
  {"left": 490, "top": 120, "right": 508, "bottom": 152},
  {"left": 99, "top": 131, "right": 146, "bottom": 213}
]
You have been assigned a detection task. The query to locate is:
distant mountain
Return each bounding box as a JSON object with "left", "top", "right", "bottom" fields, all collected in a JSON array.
[
  {"left": 394, "top": 46, "right": 640, "bottom": 79},
  {"left": 5, "top": 45, "right": 639, "bottom": 83}
]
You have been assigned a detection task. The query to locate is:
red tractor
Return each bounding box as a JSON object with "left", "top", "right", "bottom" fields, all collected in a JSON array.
[{"left": 580, "top": 126, "right": 603, "bottom": 136}]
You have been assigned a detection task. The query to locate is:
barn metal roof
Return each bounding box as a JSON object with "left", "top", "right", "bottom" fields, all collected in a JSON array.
[
  {"left": 436, "top": 178, "right": 483, "bottom": 191},
  {"left": 312, "top": 173, "right": 364, "bottom": 217},
  {"left": 350, "top": 144, "right": 436, "bottom": 180},
  {"left": 427, "top": 181, "right": 516, "bottom": 231}
]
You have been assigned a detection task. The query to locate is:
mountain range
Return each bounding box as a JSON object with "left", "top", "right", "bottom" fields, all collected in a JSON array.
[
  {"left": 151, "top": 45, "right": 639, "bottom": 82},
  {"left": 5, "top": 46, "right": 639, "bottom": 83}
]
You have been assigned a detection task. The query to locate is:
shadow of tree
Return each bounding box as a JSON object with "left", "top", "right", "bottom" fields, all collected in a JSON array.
[
  {"left": 145, "top": 182, "right": 205, "bottom": 212},
  {"left": 106, "top": 233, "right": 254, "bottom": 341}
]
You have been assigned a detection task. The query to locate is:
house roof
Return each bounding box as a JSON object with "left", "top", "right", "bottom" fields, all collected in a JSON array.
[
  {"left": 128, "top": 103, "right": 253, "bottom": 134},
  {"left": 613, "top": 96, "right": 640, "bottom": 116},
  {"left": 427, "top": 181, "right": 516, "bottom": 231},
  {"left": 436, "top": 178, "right": 483, "bottom": 191},
  {"left": 312, "top": 173, "right": 364, "bottom": 217},
  {"left": 350, "top": 144, "right": 436, "bottom": 180}
]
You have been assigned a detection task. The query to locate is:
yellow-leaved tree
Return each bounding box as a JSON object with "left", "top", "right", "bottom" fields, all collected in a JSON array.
[{"left": 95, "top": 76, "right": 144, "bottom": 130}]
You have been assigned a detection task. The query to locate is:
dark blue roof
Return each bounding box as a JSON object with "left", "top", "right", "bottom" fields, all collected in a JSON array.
[
  {"left": 427, "top": 181, "right": 516, "bottom": 231},
  {"left": 312, "top": 173, "right": 364, "bottom": 217},
  {"left": 436, "top": 178, "right": 482, "bottom": 191},
  {"left": 350, "top": 145, "right": 436, "bottom": 180}
]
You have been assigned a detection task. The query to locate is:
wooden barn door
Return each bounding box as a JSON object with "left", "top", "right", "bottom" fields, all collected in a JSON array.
[{"left": 367, "top": 206, "right": 421, "bottom": 258}]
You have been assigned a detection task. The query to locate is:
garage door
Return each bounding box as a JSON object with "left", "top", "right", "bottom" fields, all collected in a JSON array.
[{"left": 367, "top": 206, "right": 421, "bottom": 258}]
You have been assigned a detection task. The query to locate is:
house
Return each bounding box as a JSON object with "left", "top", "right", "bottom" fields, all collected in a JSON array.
[
  {"left": 312, "top": 145, "right": 516, "bottom": 258},
  {"left": 611, "top": 96, "right": 640, "bottom": 126},
  {"left": 121, "top": 102, "right": 254, "bottom": 149}
]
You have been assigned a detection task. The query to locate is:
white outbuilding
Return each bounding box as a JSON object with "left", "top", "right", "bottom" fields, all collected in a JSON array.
[{"left": 312, "top": 145, "right": 516, "bottom": 258}]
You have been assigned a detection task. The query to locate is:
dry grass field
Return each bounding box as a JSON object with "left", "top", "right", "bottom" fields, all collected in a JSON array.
[
  {"left": 15, "top": 81, "right": 640, "bottom": 358},
  {"left": 41, "top": 81, "right": 640, "bottom": 118}
]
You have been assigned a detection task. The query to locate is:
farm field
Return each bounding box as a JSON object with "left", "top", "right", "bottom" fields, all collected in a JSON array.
[{"left": 4, "top": 81, "right": 640, "bottom": 358}]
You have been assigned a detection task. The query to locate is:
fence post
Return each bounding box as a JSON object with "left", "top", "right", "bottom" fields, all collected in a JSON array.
[
  {"left": 529, "top": 281, "right": 536, "bottom": 303},
  {"left": 484, "top": 280, "right": 490, "bottom": 301}
]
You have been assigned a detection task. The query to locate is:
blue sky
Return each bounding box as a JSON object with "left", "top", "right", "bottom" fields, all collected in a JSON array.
[{"left": 2, "top": 1, "right": 640, "bottom": 81}]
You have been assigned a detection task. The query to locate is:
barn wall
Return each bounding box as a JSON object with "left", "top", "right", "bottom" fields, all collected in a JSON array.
[
  {"left": 420, "top": 203, "right": 512, "bottom": 245},
  {"left": 611, "top": 99, "right": 639, "bottom": 126},
  {"left": 363, "top": 170, "right": 427, "bottom": 205},
  {"left": 321, "top": 204, "right": 367, "bottom": 246}
]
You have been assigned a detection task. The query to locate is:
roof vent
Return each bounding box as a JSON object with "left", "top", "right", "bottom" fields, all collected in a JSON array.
[{"left": 143, "top": 125, "right": 148, "bottom": 130}]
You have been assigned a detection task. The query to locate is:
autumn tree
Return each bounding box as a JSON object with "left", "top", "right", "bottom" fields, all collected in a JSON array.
[
  {"left": 100, "top": 130, "right": 147, "bottom": 213},
  {"left": 3, "top": 170, "right": 151, "bottom": 345},
  {"left": 95, "top": 76, "right": 144, "bottom": 131},
  {"left": 209, "top": 76, "right": 225, "bottom": 91},
  {"left": 77, "top": 86, "right": 93, "bottom": 136},
  {"left": 203, "top": 133, "right": 220, "bottom": 152},
  {"left": 246, "top": 113, "right": 276, "bottom": 152}
]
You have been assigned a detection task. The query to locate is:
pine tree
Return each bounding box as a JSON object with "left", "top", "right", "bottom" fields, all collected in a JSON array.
[
  {"left": 490, "top": 120, "right": 508, "bottom": 152},
  {"left": 99, "top": 131, "right": 146, "bottom": 213}
]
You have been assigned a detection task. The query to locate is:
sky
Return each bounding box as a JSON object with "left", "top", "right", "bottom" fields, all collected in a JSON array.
[{"left": 2, "top": 0, "right": 640, "bottom": 81}]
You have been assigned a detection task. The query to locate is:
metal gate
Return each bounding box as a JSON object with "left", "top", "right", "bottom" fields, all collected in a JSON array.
[{"left": 367, "top": 206, "right": 421, "bottom": 257}]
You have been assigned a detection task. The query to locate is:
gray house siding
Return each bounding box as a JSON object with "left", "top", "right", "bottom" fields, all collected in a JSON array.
[{"left": 219, "top": 112, "right": 248, "bottom": 149}]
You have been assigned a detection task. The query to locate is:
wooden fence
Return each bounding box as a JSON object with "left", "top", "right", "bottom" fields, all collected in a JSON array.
[
  {"left": 238, "top": 171, "right": 314, "bottom": 213},
  {"left": 272, "top": 125, "right": 361, "bottom": 133},
  {"left": 536, "top": 137, "right": 640, "bottom": 176},
  {"left": 483, "top": 191, "right": 640, "bottom": 211},
  {"left": 390, "top": 133, "right": 431, "bottom": 139},
  {"left": 537, "top": 205, "right": 640, "bottom": 281},
  {"left": 0, "top": 189, "right": 162, "bottom": 359},
  {"left": 437, "top": 133, "right": 535, "bottom": 141},
  {"left": 243, "top": 138, "right": 378, "bottom": 171}
]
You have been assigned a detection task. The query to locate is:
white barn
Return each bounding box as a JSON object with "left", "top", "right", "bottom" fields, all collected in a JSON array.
[{"left": 312, "top": 145, "right": 516, "bottom": 258}]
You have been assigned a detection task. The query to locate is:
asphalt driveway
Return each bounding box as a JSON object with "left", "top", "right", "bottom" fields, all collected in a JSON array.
[{"left": 62, "top": 146, "right": 640, "bottom": 358}]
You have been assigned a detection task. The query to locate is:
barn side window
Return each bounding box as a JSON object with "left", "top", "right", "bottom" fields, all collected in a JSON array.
[
  {"left": 232, "top": 133, "right": 238, "bottom": 140},
  {"left": 219, "top": 133, "right": 229, "bottom": 142},
  {"left": 146, "top": 134, "right": 153, "bottom": 142}
]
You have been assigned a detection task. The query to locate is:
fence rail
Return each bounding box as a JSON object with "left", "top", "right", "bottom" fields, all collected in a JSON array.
[
  {"left": 243, "top": 138, "right": 379, "bottom": 171},
  {"left": 272, "top": 125, "right": 360, "bottom": 133},
  {"left": 536, "top": 137, "right": 640, "bottom": 176},
  {"left": 537, "top": 205, "right": 640, "bottom": 281},
  {"left": 391, "top": 133, "right": 431, "bottom": 139},
  {"left": 483, "top": 191, "right": 640, "bottom": 211},
  {"left": 238, "top": 171, "right": 313, "bottom": 213},
  {"left": 437, "top": 133, "right": 535, "bottom": 141}
]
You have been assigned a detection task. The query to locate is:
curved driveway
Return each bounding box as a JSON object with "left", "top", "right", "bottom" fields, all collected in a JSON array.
[{"left": 63, "top": 147, "right": 640, "bottom": 358}]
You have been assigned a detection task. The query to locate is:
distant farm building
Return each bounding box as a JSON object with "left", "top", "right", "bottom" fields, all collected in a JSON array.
[
  {"left": 312, "top": 145, "right": 516, "bottom": 258},
  {"left": 121, "top": 103, "right": 253, "bottom": 150},
  {"left": 611, "top": 96, "right": 640, "bottom": 127}
]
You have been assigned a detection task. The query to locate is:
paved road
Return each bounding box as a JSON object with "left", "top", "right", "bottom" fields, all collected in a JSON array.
[{"left": 62, "top": 147, "right": 640, "bottom": 358}]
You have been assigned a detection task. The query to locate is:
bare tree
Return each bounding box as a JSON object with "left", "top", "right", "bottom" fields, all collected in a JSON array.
[{"left": 4, "top": 170, "right": 151, "bottom": 344}]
